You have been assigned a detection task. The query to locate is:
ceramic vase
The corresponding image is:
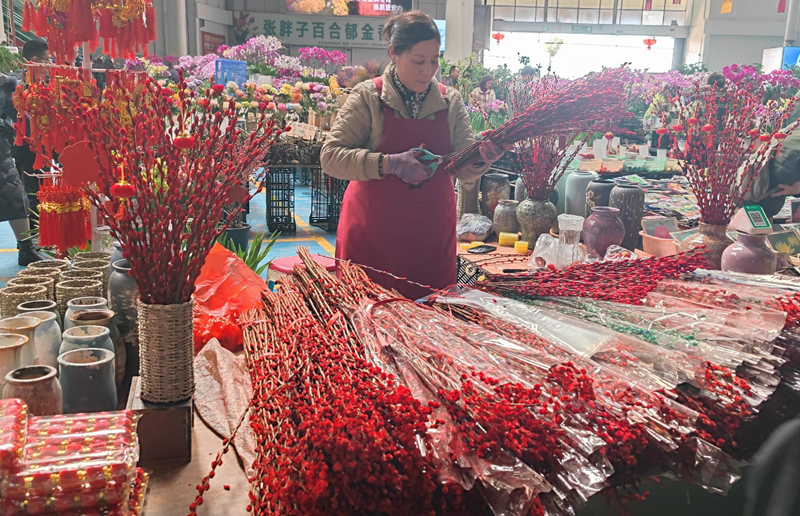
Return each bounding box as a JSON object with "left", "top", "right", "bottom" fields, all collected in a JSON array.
[
  {"left": 109, "top": 260, "right": 139, "bottom": 341},
  {"left": 585, "top": 179, "right": 617, "bottom": 218},
  {"left": 583, "top": 207, "right": 626, "bottom": 258},
  {"left": 63, "top": 297, "right": 108, "bottom": 331},
  {"left": 3, "top": 365, "right": 62, "bottom": 416},
  {"left": 721, "top": 232, "right": 776, "bottom": 274},
  {"left": 517, "top": 199, "right": 558, "bottom": 247},
  {"left": 110, "top": 241, "right": 123, "bottom": 274},
  {"left": 23, "top": 311, "right": 61, "bottom": 370},
  {"left": 554, "top": 168, "right": 574, "bottom": 214},
  {"left": 0, "top": 334, "right": 29, "bottom": 391},
  {"left": 0, "top": 317, "right": 40, "bottom": 368},
  {"left": 609, "top": 185, "right": 645, "bottom": 251},
  {"left": 479, "top": 173, "right": 511, "bottom": 218},
  {"left": 58, "top": 348, "right": 117, "bottom": 414},
  {"left": 17, "top": 300, "right": 60, "bottom": 327},
  {"left": 68, "top": 310, "right": 125, "bottom": 390},
  {"left": 456, "top": 180, "right": 480, "bottom": 221},
  {"left": 60, "top": 325, "right": 115, "bottom": 357},
  {"left": 565, "top": 171, "right": 598, "bottom": 217},
  {"left": 515, "top": 178, "right": 527, "bottom": 202},
  {"left": 494, "top": 200, "right": 520, "bottom": 234},
  {"left": 679, "top": 223, "right": 734, "bottom": 270}
]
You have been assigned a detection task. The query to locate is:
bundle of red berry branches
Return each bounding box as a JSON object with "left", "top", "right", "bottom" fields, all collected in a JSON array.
[
  {"left": 239, "top": 282, "right": 494, "bottom": 516},
  {"left": 506, "top": 76, "right": 594, "bottom": 202},
  {"left": 439, "top": 67, "right": 631, "bottom": 174},
  {"left": 44, "top": 73, "right": 280, "bottom": 304},
  {"left": 656, "top": 76, "right": 800, "bottom": 226},
  {"left": 479, "top": 249, "right": 708, "bottom": 304}
]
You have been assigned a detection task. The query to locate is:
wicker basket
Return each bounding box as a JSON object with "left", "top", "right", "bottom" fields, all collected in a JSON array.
[
  {"left": 137, "top": 299, "right": 194, "bottom": 403},
  {"left": 74, "top": 252, "right": 112, "bottom": 263},
  {"left": 6, "top": 276, "right": 55, "bottom": 301},
  {"left": 17, "top": 268, "right": 61, "bottom": 298},
  {"left": 0, "top": 285, "right": 49, "bottom": 318},
  {"left": 72, "top": 260, "right": 110, "bottom": 296},
  {"left": 27, "top": 259, "right": 70, "bottom": 273},
  {"left": 61, "top": 269, "right": 104, "bottom": 284},
  {"left": 56, "top": 279, "right": 103, "bottom": 319}
]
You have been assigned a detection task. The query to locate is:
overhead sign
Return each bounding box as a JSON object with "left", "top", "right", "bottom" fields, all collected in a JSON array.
[
  {"left": 201, "top": 31, "right": 226, "bottom": 55},
  {"left": 252, "top": 13, "right": 389, "bottom": 48},
  {"left": 434, "top": 19, "right": 445, "bottom": 52},
  {"left": 571, "top": 25, "right": 593, "bottom": 34}
]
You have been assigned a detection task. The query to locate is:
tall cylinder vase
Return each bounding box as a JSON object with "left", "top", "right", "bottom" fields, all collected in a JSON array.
[
  {"left": 679, "top": 223, "right": 734, "bottom": 270},
  {"left": 565, "top": 171, "right": 598, "bottom": 217},
  {"left": 479, "top": 173, "right": 511, "bottom": 218},
  {"left": 517, "top": 199, "right": 558, "bottom": 247},
  {"left": 585, "top": 179, "right": 617, "bottom": 218},
  {"left": 58, "top": 348, "right": 117, "bottom": 414},
  {"left": 609, "top": 185, "right": 645, "bottom": 251},
  {"left": 138, "top": 300, "right": 194, "bottom": 403}
]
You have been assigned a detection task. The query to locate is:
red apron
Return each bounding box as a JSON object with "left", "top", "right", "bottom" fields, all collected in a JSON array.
[{"left": 336, "top": 78, "right": 456, "bottom": 300}]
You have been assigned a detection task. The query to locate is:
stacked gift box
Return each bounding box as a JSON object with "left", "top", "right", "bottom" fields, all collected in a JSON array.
[{"left": 0, "top": 400, "right": 147, "bottom": 516}]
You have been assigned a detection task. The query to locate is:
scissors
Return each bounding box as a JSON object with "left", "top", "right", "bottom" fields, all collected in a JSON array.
[{"left": 410, "top": 147, "right": 446, "bottom": 176}]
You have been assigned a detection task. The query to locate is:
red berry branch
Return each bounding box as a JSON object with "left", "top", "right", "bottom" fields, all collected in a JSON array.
[
  {"left": 656, "top": 77, "right": 800, "bottom": 226},
  {"left": 439, "top": 67, "right": 632, "bottom": 174},
  {"left": 38, "top": 72, "right": 281, "bottom": 304}
]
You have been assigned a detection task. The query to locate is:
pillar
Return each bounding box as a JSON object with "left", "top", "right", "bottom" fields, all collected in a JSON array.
[{"left": 444, "top": 0, "right": 475, "bottom": 62}]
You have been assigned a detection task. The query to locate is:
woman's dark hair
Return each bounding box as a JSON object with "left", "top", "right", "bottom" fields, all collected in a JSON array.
[
  {"left": 382, "top": 11, "right": 440, "bottom": 55},
  {"left": 479, "top": 75, "right": 494, "bottom": 91}
]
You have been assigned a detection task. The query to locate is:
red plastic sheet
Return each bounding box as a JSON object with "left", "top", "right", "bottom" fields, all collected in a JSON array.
[{"left": 193, "top": 243, "right": 267, "bottom": 353}]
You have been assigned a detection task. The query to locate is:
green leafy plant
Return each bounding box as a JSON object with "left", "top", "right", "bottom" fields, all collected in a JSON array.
[
  {"left": 0, "top": 47, "right": 22, "bottom": 75},
  {"left": 248, "top": 62, "right": 278, "bottom": 76},
  {"left": 218, "top": 230, "right": 280, "bottom": 276},
  {"left": 678, "top": 62, "right": 708, "bottom": 74}
]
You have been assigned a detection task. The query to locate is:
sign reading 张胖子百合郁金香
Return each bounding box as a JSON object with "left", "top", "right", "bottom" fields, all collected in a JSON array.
[{"left": 251, "top": 13, "right": 393, "bottom": 49}]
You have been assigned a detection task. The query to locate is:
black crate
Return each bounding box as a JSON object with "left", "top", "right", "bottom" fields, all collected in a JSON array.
[
  {"left": 266, "top": 166, "right": 296, "bottom": 233},
  {"left": 309, "top": 167, "right": 348, "bottom": 232},
  {"left": 456, "top": 256, "right": 481, "bottom": 286}
]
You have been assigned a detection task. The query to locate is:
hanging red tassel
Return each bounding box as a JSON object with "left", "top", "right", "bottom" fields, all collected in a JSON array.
[
  {"left": 68, "top": 0, "right": 96, "bottom": 47},
  {"left": 146, "top": 1, "right": 157, "bottom": 42},
  {"left": 22, "top": 1, "right": 34, "bottom": 32},
  {"left": 779, "top": 0, "right": 787, "bottom": 13}
]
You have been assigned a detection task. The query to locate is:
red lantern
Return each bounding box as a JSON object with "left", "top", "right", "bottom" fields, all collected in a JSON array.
[
  {"left": 643, "top": 37, "right": 657, "bottom": 50},
  {"left": 492, "top": 33, "right": 505, "bottom": 46}
]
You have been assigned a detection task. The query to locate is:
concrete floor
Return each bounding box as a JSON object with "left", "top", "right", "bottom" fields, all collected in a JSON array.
[{"left": 0, "top": 185, "right": 337, "bottom": 286}]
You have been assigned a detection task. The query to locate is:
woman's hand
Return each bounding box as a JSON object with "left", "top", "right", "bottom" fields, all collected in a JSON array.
[
  {"left": 384, "top": 150, "right": 435, "bottom": 185},
  {"left": 478, "top": 140, "right": 513, "bottom": 164},
  {"left": 771, "top": 182, "right": 800, "bottom": 197}
]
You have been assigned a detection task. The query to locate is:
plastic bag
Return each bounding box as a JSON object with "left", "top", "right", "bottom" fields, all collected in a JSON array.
[
  {"left": 193, "top": 243, "right": 267, "bottom": 353},
  {"left": 457, "top": 213, "right": 493, "bottom": 242},
  {"left": 0, "top": 399, "right": 27, "bottom": 477}
]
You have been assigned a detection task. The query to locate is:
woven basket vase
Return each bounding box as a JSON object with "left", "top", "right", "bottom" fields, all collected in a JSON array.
[
  {"left": 17, "top": 268, "right": 61, "bottom": 299},
  {"left": 56, "top": 279, "right": 103, "bottom": 319},
  {"left": 72, "top": 260, "right": 110, "bottom": 296},
  {"left": 6, "top": 276, "right": 55, "bottom": 301},
  {"left": 137, "top": 299, "right": 194, "bottom": 403},
  {"left": 27, "top": 259, "right": 70, "bottom": 273},
  {"left": 74, "top": 252, "right": 112, "bottom": 263},
  {"left": 0, "top": 285, "right": 49, "bottom": 318},
  {"left": 61, "top": 269, "right": 104, "bottom": 285}
]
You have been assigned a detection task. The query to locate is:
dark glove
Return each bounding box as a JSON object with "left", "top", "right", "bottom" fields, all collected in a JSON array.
[{"left": 384, "top": 149, "right": 435, "bottom": 185}]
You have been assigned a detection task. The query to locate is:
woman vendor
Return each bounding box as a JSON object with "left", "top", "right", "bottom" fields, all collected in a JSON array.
[{"left": 320, "top": 11, "right": 508, "bottom": 299}]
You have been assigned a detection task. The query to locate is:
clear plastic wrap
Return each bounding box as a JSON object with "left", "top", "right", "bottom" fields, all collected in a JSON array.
[
  {"left": 457, "top": 214, "right": 494, "bottom": 242},
  {"left": 0, "top": 411, "right": 139, "bottom": 516},
  {"left": 0, "top": 399, "right": 27, "bottom": 477}
]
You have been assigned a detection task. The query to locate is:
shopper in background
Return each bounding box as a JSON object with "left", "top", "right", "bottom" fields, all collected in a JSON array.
[
  {"left": 321, "top": 11, "right": 509, "bottom": 299},
  {"left": 444, "top": 66, "right": 459, "bottom": 87},
  {"left": 13, "top": 40, "right": 51, "bottom": 215},
  {"left": 0, "top": 74, "right": 43, "bottom": 265},
  {"left": 470, "top": 75, "right": 496, "bottom": 111}
]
